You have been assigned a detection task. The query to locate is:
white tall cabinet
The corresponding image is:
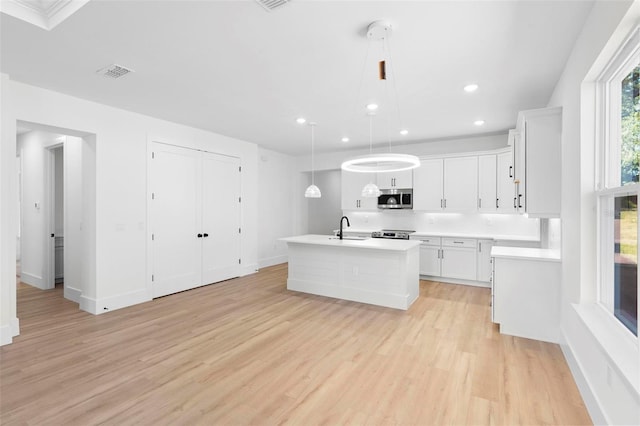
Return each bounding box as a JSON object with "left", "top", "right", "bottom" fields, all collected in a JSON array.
[
  {"left": 496, "top": 150, "right": 516, "bottom": 213},
  {"left": 443, "top": 157, "right": 478, "bottom": 211},
  {"left": 150, "top": 142, "right": 242, "bottom": 298},
  {"left": 478, "top": 154, "right": 497, "bottom": 212},
  {"left": 413, "top": 158, "right": 443, "bottom": 210},
  {"left": 342, "top": 171, "right": 377, "bottom": 210},
  {"left": 377, "top": 169, "right": 413, "bottom": 189},
  {"left": 516, "top": 107, "right": 562, "bottom": 217}
]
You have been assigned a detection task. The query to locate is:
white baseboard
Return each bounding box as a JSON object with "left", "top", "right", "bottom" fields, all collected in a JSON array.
[
  {"left": 240, "top": 263, "right": 260, "bottom": 276},
  {"left": 420, "top": 275, "right": 491, "bottom": 288},
  {"left": 64, "top": 286, "right": 81, "bottom": 303},
  {"left": 1, "top": 317, "right": 20, "bottom": 346},
  {"left": 258, "top": 255, "right": 287, "bottom": 269},
  {"left": 80, "top": 289, "right": 150, "bottom": 315},
  {"left": 560, "top": 328, "right": 607, "bottom": 425},
  {"left": 20, "top": 271, "right": 44, "bottom": 289}
]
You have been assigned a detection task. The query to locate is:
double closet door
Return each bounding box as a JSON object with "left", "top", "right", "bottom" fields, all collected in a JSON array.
[{"left": 150, "top": 142, "right": 241, "bottom": 298}]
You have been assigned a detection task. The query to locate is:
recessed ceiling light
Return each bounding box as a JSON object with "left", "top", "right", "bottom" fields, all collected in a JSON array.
[
  {"left": 474, "top": 120, "right": 485, "bottom": 126},
  {"left": 341, "top": 137, "right": 350, "bottom": 143},
  {"left": 464, "top": 84, "right": 479, "bottom": 93},
  {"left": 296, "top": 117, "right": 306, "bottom": 124},
  {"left": 366, "top": 103, "right": 378, "bottom": 111},
  {"left": 399, "top": 129, "right": 409, "bottom": 136}
]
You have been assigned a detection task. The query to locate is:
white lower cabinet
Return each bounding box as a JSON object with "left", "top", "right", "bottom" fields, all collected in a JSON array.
[
  {"left": 416, "top": 236, "right": 479, "bottom": 282},
  {"left": 476, "top": 239, "right": 495, "bottom": 282},
  {"left": 418, "top": 237, "right": 441, "bottom": 276},
  {"left": 440, "top": 238, "right": 477, "bottom": 281},
  {"left": 491, "top": 249, "right": 561, "bottom": 343}
]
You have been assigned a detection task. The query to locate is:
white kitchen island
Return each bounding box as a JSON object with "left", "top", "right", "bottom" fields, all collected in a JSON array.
[{"left": 280, "top": 234, "right": 421, "bottom": 310}]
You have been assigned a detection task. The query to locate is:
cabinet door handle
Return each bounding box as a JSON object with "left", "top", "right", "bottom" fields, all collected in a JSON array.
[
  {"left": 203, "top": 233, "right": 209, "bottom": 238},
  {"left": 478, "top": 198, "right": 482, "bottom": 209},
  {"left": 509, "top": 165, "right": 513, "bottom": 178},
  {"left": 496, "top": 198, "right": 499, "bottom": 209},
  {"left": 479, "top": 242, "right": 482, "bottom": 253},
  {"left": 197, "top": 233, "right": 203, "bottom": 238},
  {"left": 518, "top": 194, "right": 523, "bottom": 208},
  {"left": 453, "top": 241, "right": 464, "bottom": 244},
  {"left": 440, "top": 199, "right": 443, "bottom": 208},
  {"left": 444, "top": 199, "right": 447, "bottom": 208},
  {"left": 513, "top": 197, "right": 517, "bottom": 209}
]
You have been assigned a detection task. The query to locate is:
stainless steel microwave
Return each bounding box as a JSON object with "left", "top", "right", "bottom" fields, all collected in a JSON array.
[{"left": 378, "top": 189, "right": 413, "bottom": 209}]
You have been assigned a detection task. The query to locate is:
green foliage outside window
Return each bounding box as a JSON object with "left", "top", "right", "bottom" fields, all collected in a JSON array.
[{"left": 621, "top": 65, "right": 640, "bottom": 185}]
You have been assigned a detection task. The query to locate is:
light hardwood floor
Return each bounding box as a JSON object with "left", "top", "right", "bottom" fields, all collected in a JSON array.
[{"left": 2, "top": 264, "right": 591, "bottom": 425}]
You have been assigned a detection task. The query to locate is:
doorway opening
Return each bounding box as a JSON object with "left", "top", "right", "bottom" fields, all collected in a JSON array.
[{"left": 16, "top": 121, "right": 96, "bottom": 307}]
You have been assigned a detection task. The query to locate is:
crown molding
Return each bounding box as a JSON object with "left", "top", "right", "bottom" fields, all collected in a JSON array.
[{"left": 0, "top": 0, "right": 91, "bottom": 30}]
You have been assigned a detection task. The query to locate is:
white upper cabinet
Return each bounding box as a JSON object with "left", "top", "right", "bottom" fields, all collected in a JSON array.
[
  {"left": 413, "top": 158, "right": 444, "bottom": 210},
  {"left": 496, "top": 149, "right": 516, "bottom": 213},
  {"left": 517, "top": 107, "right": 562, "bottom": 218},
  {"left": 443, "top": 156, "right": 478, "bottom": 211},
  {"left": 341, "top": 171, "right": 377, "bottom": 210},
  {"left": 478, "top": 154, "right": 497, "bottom": 212},
  {"left": 377, "top": 169, "right": 413, "bottom": 189}
]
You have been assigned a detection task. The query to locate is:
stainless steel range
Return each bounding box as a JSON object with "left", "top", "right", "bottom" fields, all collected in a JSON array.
[{"left": 371, "top": 229, "right": 416, "bottom": 240}]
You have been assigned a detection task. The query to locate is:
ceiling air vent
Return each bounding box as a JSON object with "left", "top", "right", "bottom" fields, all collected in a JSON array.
[
  {"left": 96, "top": 64, "right": 134, "bottom": 79},
  {"left": 255, "top": 0, "right": 290, "bottom": 12}
]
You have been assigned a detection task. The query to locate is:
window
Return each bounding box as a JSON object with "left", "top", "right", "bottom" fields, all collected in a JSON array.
[{"left": 597, "top": 28, "right": 639, "bottom": 337}]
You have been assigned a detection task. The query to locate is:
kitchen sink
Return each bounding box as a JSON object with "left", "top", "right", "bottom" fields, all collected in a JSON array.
[{"left": 328, "top": 236, "right": 369, "bottom": 241}]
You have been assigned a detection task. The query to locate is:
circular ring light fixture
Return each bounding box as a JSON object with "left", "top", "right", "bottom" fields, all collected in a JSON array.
[{"left": 342, "top": 153, "right": 421, "bottom": 173}]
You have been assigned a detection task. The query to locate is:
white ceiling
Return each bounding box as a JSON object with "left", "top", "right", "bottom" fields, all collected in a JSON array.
[{"left": 1, "top": 0, "right": 596, "bottom": 155}]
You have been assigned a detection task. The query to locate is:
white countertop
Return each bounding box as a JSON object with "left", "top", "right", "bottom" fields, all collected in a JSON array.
[
  {"left": 335, "top": 228, "right": 540, "bottom": 243},
  {"left": 413, "top": 231, "right": 540, "bottom": 242},
  {"left": 281, "top": 234, "right": 421, "bottom": 251},
  {"left": 491, "top": 246, "right": 561, "bottom": 262}
]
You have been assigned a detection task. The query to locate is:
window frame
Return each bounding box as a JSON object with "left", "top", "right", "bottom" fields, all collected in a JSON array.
[{"left": 595, "top": 26, "right": 640, "bottom": 341}]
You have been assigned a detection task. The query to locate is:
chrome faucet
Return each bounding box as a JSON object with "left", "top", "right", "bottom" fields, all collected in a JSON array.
[{"left": 339, "top": 216, "right": 350, "bottom": 240}]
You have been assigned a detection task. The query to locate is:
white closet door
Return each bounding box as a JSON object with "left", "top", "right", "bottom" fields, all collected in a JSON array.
[
  {"left": 151, "top": 143, "right": 202, "bottom": 298},
  {"left": 201, "top": 152, "right": 241, "bottom": 285}
]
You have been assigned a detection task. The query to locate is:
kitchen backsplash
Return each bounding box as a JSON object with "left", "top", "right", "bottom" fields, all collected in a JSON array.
[{"left": 343, "top": 210, "right": 540, "bottom": 239}]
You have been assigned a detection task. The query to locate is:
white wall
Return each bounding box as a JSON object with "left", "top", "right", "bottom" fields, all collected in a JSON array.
[
  {"left": 1, "top": 76, "right": 260, "bottom": 344},
  {"left": 307, "top": 170, "right": 342, "bottom": 235},
  {"left": 546, "top": 0, "right": 639, "bottom": 424},
  {"left": 257, "top": 147, "right": 295, "bottom": 268},
  {"left": 54, "top": 147, "right": 63, "bottom": 237},
  {"left": 1, "top": 73, "right": 19, "bottom": 345},
  {"left": 17, "top": 130, "right": 63, "bottom": 289}
]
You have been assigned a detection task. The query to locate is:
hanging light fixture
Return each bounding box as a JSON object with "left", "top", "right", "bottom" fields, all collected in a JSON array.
[
  {"left": 361, "top": 112, "right": 381, "bottom": 198},
  {"left": 341, "top": 20, "right": 420, "bottom": 174},
  {"left": 304, "top": 122, "right": 321, "bottom": 198}
]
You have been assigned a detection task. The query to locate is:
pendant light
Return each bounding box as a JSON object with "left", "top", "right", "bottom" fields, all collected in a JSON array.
[
  {"left": 361, "top": 113, "right": 381, "bottom": 198},
  {"left": 341, "top": 20, "right": 420, "bottom": 174},
  {"left": 304, "top": 122, "right": 321, "bottom": 198}
]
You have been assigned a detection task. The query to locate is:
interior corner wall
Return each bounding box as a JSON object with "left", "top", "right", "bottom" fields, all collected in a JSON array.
[
  {"left": 257, "top": 147, "right": 296, "bottom": 268},
  {"left": 1, "top": 73, "right": 19, "bottom": 345},
  {"left": 1, "top": 77, "right": 259, "bottom": 328},
  {"left": 546, "top": 0, "right": 639, "bottom": 423},
  {"left": 307, "top": 170, "right": 342, "bottom": 235}
]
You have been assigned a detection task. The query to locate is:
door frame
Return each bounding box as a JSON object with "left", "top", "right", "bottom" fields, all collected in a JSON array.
[{"left": 43, "top": 143, "right": 63, "bottom": 290}]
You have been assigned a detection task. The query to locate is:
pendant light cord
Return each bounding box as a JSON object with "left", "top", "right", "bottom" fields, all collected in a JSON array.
[
  {"left": 310, "top": 123, "right": 316, "bottom": 185},
  {"left": 384, "top": 37, "right": 404, "bottom": 144}
]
